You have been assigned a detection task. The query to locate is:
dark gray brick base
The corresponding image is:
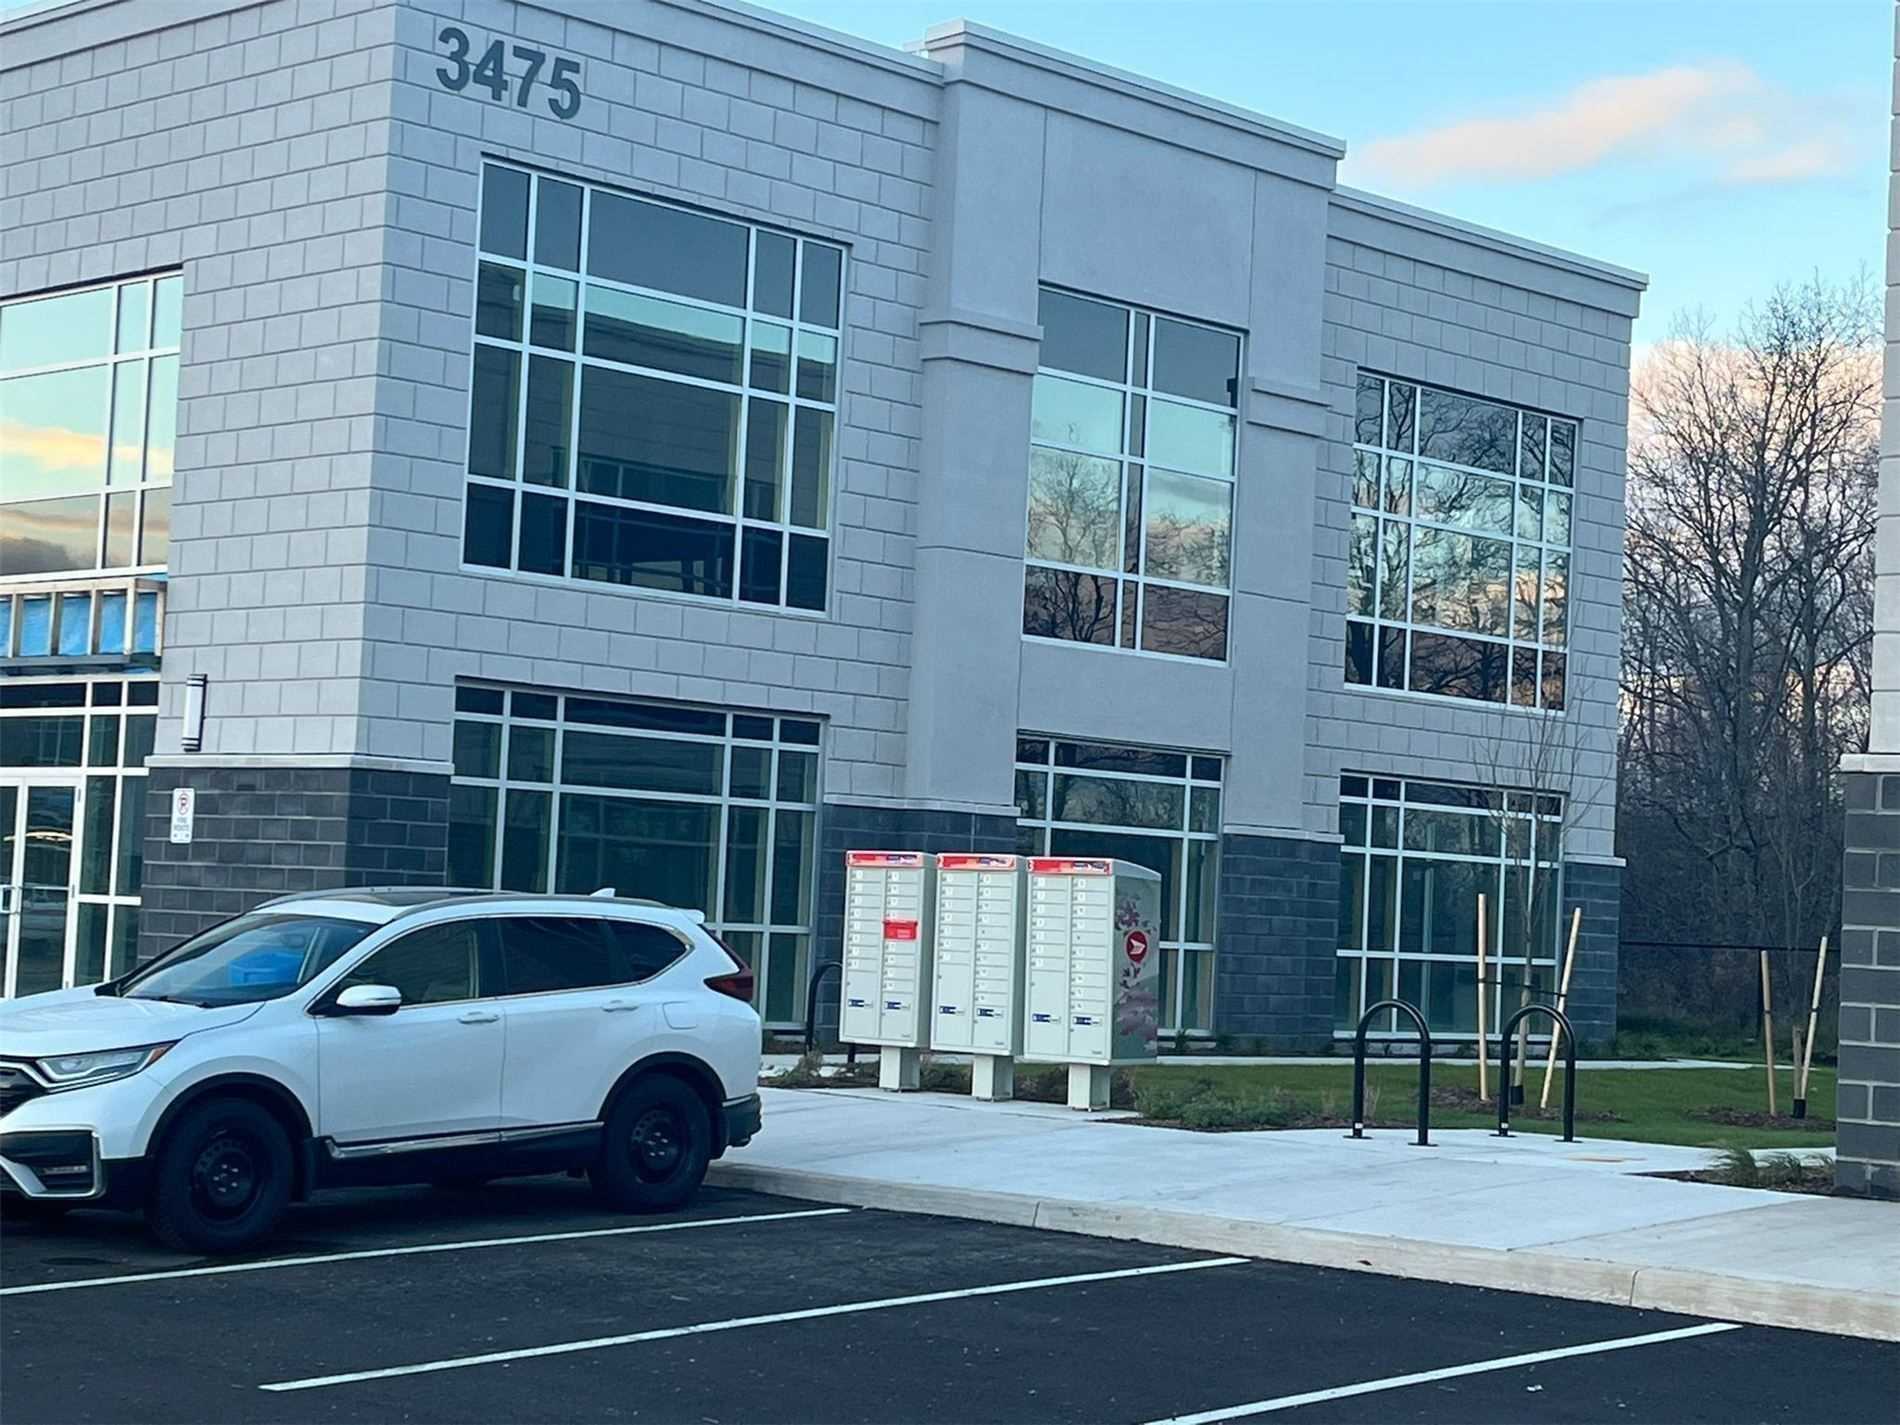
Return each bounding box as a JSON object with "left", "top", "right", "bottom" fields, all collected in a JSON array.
[
  {"left": 139, "top": 763, "right": 450, "bottom": 963},
  {"left": 806, "top": 801, "right": 1019, "bottom": 1039},
  {"left": 1561, "top": 859, "right": 1620, "bottom": 1048},
  {"left": 1837, "top": 771, "right": 1900, "bottom": 1199},
  {"left": 1211, "top": 832, "right": 1338, "bottom": 1051}
]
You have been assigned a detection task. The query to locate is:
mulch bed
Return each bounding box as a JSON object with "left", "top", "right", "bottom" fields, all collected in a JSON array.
[
  {"left": 1645, "top": 1169, "right": 1838, "bottom": 1196},
  {"left": 1688, "top": 1107, "right": 1836, "bottom": 1131}
]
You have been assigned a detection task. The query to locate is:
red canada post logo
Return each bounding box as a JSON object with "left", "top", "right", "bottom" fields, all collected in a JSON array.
[{"left": 1124, "top": 929, "right": 1150, "bottom": 964}]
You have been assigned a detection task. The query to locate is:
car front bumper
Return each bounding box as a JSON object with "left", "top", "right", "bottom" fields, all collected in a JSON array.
[
  {"left": 0, "top": 1129, "right": 106, "bottom": 1200},
  {"left": 721, "top": 1093, "right": 762, "bottom": 1152}
]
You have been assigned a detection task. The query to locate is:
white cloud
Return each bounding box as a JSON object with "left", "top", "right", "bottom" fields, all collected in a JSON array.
[{"left": 1351, "top": 62, "right": 1852, "bottom": 189}]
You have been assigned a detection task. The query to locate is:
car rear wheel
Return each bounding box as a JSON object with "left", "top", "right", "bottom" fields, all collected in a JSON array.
[
  {"left": 590, "top": 1075, "right": 710, "bottom": 1213},
  {"left": 146, "top": 1098, "right": 293, "bottom": 1254}
]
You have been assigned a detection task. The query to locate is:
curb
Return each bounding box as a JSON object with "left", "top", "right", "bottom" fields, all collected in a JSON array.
[{"left": 708, "top": 1162, "right": 1900, "bottom": 1343}]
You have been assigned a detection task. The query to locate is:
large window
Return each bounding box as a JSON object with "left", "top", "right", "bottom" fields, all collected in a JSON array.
[
  {"left": 0, "top": 274, "right": 179, "bottom": 579},
  {"left": 1014, "top": 736, "right": 1222, "bottom": 1032},
  {"left": 1335, "top": 774, "right": 1562, "bottom": 1038},
  {"left": 1347, "top": 374, "right": 1574, "bottom": 710},
  {"left": 463, "top": 163, "right": 842, "bottom": 613},
  {"left": 1, "top": 676, "right": 159, "bottom": 995},
  {"left": 1024, "top": 289, "right": 1239, "bottom": 662},
  {"left": 447, "top": 685, "right": 820, "bottom": 1026}
]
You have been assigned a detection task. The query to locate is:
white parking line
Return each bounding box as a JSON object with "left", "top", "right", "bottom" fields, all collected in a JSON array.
[
  {"left": 260, "top": 1254, "right": 1250, "bottom": 1392},
  {"left": 1, "top": 1207, "right": 853, "bottom": 1298},
  {"left": 1142, "top": 1321, "right": 1745, "bottom": 1423}
]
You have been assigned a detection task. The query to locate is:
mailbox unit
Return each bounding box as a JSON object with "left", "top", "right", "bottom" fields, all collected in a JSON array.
[
  {"left": 840, "top": 850, "right": 936, "bottom": 1089},
  {"left": 930, "top": 853, "right": 1027, "bottom": 1100},
  {"left": 1023, "top": 857, "right": 1163, "bottom": 1108}
]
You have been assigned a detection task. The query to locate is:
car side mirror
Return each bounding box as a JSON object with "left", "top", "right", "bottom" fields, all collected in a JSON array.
[{"left": 332, "top": 984, "right": 402, "bottom": 1017}]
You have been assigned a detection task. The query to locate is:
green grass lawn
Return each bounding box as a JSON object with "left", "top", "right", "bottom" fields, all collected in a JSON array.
[{"left": 1120, "top": 1063, "right": 1839, "bottom": 1150}]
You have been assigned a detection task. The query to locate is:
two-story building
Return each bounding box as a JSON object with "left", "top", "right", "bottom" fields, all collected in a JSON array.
[{"left": 0, "top": 0, "right": 1643, "bottom": 1048}]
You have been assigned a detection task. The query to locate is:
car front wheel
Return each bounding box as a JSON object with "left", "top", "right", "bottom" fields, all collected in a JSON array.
[
  {"left": 146, "top": 1097, "right": 293, "bottom": 1254},
  {"left": 590, "top": 1075, "right": 710, "bottom": 1213}
]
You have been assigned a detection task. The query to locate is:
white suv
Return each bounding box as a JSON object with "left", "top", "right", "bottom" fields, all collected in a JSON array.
[{"left": 0, "top": 889, "right": 763, "bottom": 1253}]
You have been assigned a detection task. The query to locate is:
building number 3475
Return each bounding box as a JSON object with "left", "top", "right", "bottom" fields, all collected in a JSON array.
[{"left": 436, "top": 26, "right": 583, "bottom": 120}]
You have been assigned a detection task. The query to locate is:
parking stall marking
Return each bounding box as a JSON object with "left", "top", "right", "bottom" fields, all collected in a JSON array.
[
  {"left": 0, "top": 1206, "right": 853, "bottom": 1298},
  {"left": 259, "top": 1254, "right": 1251, "bottom": 1392},
  {"left": 1143, "top": 1321, "right": 1746, "bottom": 1423}
]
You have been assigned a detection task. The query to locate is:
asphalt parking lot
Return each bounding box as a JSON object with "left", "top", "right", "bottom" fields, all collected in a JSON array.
[{"left": 2, "top": 1182, "right": 1895, "bottom": 1424}]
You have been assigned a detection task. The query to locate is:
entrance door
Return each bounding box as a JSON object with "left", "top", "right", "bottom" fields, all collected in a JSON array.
[{"left": 0, "top": 779, "right": 81, "bottom": 998}]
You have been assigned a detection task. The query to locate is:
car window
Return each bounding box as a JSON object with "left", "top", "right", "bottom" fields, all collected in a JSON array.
[
  {"left": 338, "top": 921, "right": 479, "bottom": 1007},
  {"left": 121, "top": 914, "right": 375, "bottom": 1006},
  {"left": 497, "top": 916, "right": 629, "bottom": 994},
  {"left": 602, "top": 920, "right": 690, "bottom": 982}
]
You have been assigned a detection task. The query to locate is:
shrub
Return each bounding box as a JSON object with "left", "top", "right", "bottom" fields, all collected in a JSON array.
[
  {"left": 1711, "top": 1145, "right": 1760, "bottom": 1188},
  {"left": 1178, "top": 1094, "right": 1291, "bottom": 1130},
  {"left": 918, "top": 1059, "right": 972, "bottom": 1094}
]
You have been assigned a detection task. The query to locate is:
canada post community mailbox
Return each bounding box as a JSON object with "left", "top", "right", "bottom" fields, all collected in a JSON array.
[
  {"left": 840, "top": 850, "right": 935, "bottom": 1089},
  {"left": 930, "top": 853, "right": 1026, "bottom": 1100},
  {"left": 1024, "top": 857, "right": 1162, "bottom": 1109}
]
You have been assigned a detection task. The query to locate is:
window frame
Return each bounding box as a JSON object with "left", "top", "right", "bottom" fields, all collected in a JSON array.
[
  {"left": 1334, "top": 773, "right": 1565, "bottom": 1040},
  {"left": 447, "top": 683, "right": 821, "bottom": 1027},
  {"left": 0, "top": 272, "right": 181, "bottom": 584},
  {"left": 1345, "top": 372, "right": 1576, "bottom": 713},
  {"left": 1, "top": 673, "right": 160, "bottom": 989},
  {"left": 461, "top": 161, "right": 844, "bottom": 618},
  {"left": 1023, "top": 287, "right": 1242, "bottom": 665},
  {"left": 1014, "top": 733, "right": 1224, "bottom": 1035}
]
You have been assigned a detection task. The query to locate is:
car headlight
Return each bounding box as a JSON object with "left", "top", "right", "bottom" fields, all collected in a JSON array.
[{"left": 33, "top": 1043, "right": 174, "bottom": 1091}]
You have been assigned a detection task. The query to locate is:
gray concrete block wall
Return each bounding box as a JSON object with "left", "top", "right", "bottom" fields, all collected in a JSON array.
[
  {"left": 355, "top": 0, "right": 942, "bottom": 801},
  {"left": 1306, "top": 196, "right": 1638, "bottom": 864},
  {"left": 0, "top": 0, "right": 407, "bottom": 760},
  {"left": 1213, "top": 833, "right": 1339, "bottom": 1049},
  {"left": 1838, "top": 772, "right": 1900, "bottom": 1198},
  {"left": 138, "top": 762, "right": 449, "bottom": 960}
]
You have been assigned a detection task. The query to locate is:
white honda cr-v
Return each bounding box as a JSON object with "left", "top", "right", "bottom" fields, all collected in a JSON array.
[{"left": 0, "top": 889, "right": 763, "bottom": 1252}]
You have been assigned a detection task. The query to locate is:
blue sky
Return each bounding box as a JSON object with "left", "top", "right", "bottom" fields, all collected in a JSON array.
[
  {"left": 763, "top": 0, "right": 1891, "bottom": 348},
  {"left": 4, "top": 0, "right": 1883, "bottom": 345}
]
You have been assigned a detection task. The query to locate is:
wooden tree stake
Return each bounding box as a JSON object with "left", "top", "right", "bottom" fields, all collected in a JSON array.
[
  {"left": 1476, "top": 894, "right": 1489, "bottom": 1103},
  {"left": 1798, "top": 935, "right": 1828, "bottom": 1101},
  {"left": 1759, "top": 949, "right": 1777, "bottom": 1117},
  {"left": 1540, "top": 907, "right": 1582, "bottom": 1110}
]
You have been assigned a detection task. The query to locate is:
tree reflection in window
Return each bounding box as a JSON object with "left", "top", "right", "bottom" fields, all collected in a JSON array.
[
  {"left": 1346, "top": 372, "right": 1575, "bottom": 710},
  {"left": 1024, "top": 288, "right": 1239, "bottom": 661}
]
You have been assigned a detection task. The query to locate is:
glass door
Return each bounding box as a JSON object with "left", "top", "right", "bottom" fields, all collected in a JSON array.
[{"left": 1, "top": 778, "right": 82, "bottom": 998}]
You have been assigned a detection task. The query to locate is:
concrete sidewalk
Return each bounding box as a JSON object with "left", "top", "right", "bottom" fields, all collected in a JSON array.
[{"left": 711, "top": 1087, "right": 1900, "bottom": 1342}]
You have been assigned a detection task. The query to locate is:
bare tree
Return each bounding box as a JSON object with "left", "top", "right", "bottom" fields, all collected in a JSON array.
[
  {"left": 1473, "top": 684, "right": 1607, "bottom": 1093},
  {"left": 1619, "top": 276, "right": 1879, "bottom": 1016}
]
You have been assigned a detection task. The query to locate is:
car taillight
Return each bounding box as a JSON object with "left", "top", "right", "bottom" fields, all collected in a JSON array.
[{"left": 706, "top": 933, "right": 755, "bottom": 1003}]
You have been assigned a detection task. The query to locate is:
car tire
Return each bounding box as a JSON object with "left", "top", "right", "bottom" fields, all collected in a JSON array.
[
  {"left": 145, "top": 1097, "right": 293, "bottom": 1255},
  {"left": 590, "top": 1075, "right": 710, "bottom": 1214}
]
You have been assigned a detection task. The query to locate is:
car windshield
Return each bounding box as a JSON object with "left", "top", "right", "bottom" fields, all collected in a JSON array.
[{"left": 118, "top": 913, "right": 377, "bottom": 1006}]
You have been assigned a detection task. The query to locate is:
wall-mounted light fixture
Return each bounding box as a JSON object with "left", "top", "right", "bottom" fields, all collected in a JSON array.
[{"left": 181, "top": 672, "right": 209, "bottom": 753}]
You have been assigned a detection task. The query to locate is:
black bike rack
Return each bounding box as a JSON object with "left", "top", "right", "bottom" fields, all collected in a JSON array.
[
  {"left": 803, "top": 960, "right": 857, "bottom": 1064},
  {"left": 1493, "top": 1003, "right": 1577, "bottom": 1142},
  {"left": 1350, "top": 998, "right": 1433, "bottom": 1147}
]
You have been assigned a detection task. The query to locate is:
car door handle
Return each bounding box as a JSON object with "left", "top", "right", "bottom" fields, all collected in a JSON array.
[
  {"left": 458, "top": 1009, "right": 500, "bottom": 1024},
  {"left": 601, "top": 999, "right": 639, "bottom": 1013}
]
